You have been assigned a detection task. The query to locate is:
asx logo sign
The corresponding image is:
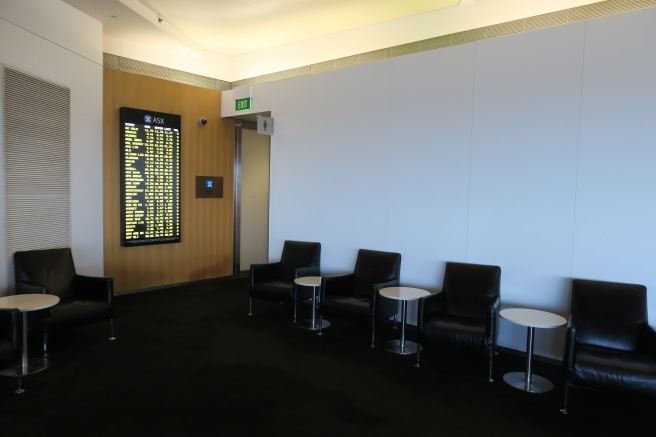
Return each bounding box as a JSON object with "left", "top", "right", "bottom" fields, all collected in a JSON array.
[{"left": 144, "top": 114, "right": 165, "bottom": 124}]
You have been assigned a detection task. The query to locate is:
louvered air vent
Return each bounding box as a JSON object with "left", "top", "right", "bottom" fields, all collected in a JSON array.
[{"left": 4, "top": 67, "right": 71, "bottom": 294}]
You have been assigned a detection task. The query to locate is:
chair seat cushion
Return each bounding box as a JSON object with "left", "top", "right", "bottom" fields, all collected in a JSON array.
[
  {"left": 321, "top": 295, "right": 370, "bottom": 321},
  {"left": 423, "top": 315, "right": 489, "bottom": 351},
  {"left": 571, "top": 344, "right": 656, "bottom": 395},
  {"left": 250, "top": 280, "right": 294, "bottom": 302},
  {"left": 48, "top": 298, "right": 112, "bottom": 329}
]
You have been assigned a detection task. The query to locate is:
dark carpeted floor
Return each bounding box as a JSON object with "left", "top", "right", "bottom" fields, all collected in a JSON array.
[{"left": 0, "top": 278, "right": 653, "bottom": 436}]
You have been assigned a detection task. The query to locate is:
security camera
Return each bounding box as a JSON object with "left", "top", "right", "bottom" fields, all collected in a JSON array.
[{"left": 199, "top": 117, "right": 208, "bottom": 126}]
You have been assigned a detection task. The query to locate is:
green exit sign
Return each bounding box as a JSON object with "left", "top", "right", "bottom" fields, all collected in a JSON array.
[{"left": 235, "top": 97, "right": 252, "bottom": 111}]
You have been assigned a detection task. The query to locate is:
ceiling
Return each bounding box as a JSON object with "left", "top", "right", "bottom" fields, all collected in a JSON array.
[
  {"left": 62, "top": 0, "right": 605, "bottom": 81},
  {"left": 63, "top": 0, "right": 468, "bottom": 57}
]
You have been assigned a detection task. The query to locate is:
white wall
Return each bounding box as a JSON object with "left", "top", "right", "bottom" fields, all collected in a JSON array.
[
  {"left": 0, "top": 0, "right": 105, "bottom": 292},
  {"left": 223, "top": 7, "right": 656, "bottom": 359}
]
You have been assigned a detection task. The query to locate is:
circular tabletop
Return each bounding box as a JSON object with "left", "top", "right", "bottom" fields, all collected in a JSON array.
[
  {"left": 294, "top": 276, "right": 321, "bottom": 287},
  {"left": 500, "top": 308, "right": 566, "bottom": 329},
  {"left": 0, "top": 294, "right": 60, "bottom": 312},
  {"left": 379, "top": 287, "right": 431, "bottom": 301}
]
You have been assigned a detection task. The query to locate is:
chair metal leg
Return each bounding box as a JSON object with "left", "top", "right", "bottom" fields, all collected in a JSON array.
[
  {"left": 560, "top": 384, "right": 570, "bottom": 414},
  {"left": 15, "top": 361, "right": 24, "bottom": 394},
  {"left": 292, "top": 300, "right": 297, "bottom": 323},
  {"left": 248, "top": 298, "right": 253, "bottom": 316},
  {"left": 318, "top": 315, "right": 323, "bottom": 336},
  {"left": 43, "top": 327, "right": 49, "bottom": 358},
  {"left": 371, "top": 319, "right": 376, "bottom": 348},
  {"left": 488, "top": 354, "right": 494, "bottom": 382},
  {"left": 109, "top": 318, "right": 116, "bottom": 340},
  {"left": 415, "top": 343, "right": 422, "bottom": 368}
]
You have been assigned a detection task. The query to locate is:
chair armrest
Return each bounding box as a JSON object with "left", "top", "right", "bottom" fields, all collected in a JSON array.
[
  {"left": 321, "top": 273, "right": 355, "bottom": 299},
  {"left": 488, "top": 295, "right": 500, "bottom": 313},
  {"left": 562, "top": 315, "right": 577, "bottom": 371},
  {"left": 486, "top": 296, "right": 500, "bottom": 339},
  {"left": 371, "top": 279, "right": 401, "bottom": 297},
  {"left": 73, "top": 274, "right": 114, "bottom": 304},
  {"left": 294, "top": 265, "right": 320, "bottom": 278},
  {"left": 250, "top": 262, "right": 282, "bottom": 287},
  {"left": 15, "top": 281, "right": 48, "bottom": 294},
  {"left": 0, "top": 308, "right": 22, "bottom": 346},
  {"left": 370, "top": 279, "right": 402, "bottom": 319},
  {"left": 639, "top": 324, "right": 656, "bottom": 360},
  {"left": 417, "top": 291, "right": 446, "bottom": 331}
]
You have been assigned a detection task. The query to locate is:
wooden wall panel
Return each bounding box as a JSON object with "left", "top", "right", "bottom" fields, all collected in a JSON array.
[{"left": 103, "top": 69, "right": 234, "bottom": 293}]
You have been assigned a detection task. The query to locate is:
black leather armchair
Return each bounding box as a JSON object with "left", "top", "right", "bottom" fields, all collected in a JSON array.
[
  {"left": 249, "top": 240, "right": 321, "bottom": 322},
  {"left": 416, "top": 262, "right": 501, "bottom": 381},
  {"left": 319, "top": 249, "right": 401, "bottom": 346},
  {"left": 0, "top": 308, "right": 23, "bottom": 393},
  {"left": 561, "top": 279, "right": 656, "bottom": 414},
  {"left": 14, "top": 248, "right": 115, "bottom": 356}
]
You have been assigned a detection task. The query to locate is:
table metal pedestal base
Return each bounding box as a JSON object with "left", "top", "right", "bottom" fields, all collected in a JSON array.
[
  {"left": 503, "top": 371, "right": 553, "bottom": 393},
  {"left": 383, "top": 339, "right": 421, "bottom": 355},
  {"left": 0, "top": 357, "right": 50, "bottom": 377},
  {"left": 298, "top": 319, "right": 331, "bottom": 331}
]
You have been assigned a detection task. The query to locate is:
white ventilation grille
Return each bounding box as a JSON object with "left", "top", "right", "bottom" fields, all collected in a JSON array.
[{"left": 4, "top": 67, "right": 70, "bottom": 294}]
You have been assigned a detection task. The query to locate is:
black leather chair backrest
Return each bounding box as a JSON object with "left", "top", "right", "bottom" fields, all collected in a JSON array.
[
  {"left": 352, "top": 249, "right": 401, "bottom": 297},
  {"left": 278, "top": 241, "right": 321, "bottom": 280},
  {"left": 571, "top": 279, "right": 647, "bottom": 352},
  {"left": 442, "top": 262, "right": 501, "bottom": 319},
  {"left": 14, "top": 248, "right": 76, "bottom": 299}
]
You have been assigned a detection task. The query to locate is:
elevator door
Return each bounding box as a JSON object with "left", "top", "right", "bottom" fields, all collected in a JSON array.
[{"left": 238, "top": 127, "right": 270, "bottom": 276}]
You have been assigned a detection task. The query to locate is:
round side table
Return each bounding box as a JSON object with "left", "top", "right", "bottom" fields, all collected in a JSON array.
[
  {"left": 379, "top": 287, "right": 430, "bottom": 355},
  {"left": 500, "top": 307, "right": 566, "bottom": 393},
  {"left": 0, "top": 294, "right": 60, "bottom": 380},
  {"left": 294, "top": 276, "right": 330, "bottom": 333}
]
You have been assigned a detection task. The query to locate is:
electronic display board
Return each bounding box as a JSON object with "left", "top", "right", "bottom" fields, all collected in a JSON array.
[{"left": 120, "top": 107, "right": 181, "bottom": 246}]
